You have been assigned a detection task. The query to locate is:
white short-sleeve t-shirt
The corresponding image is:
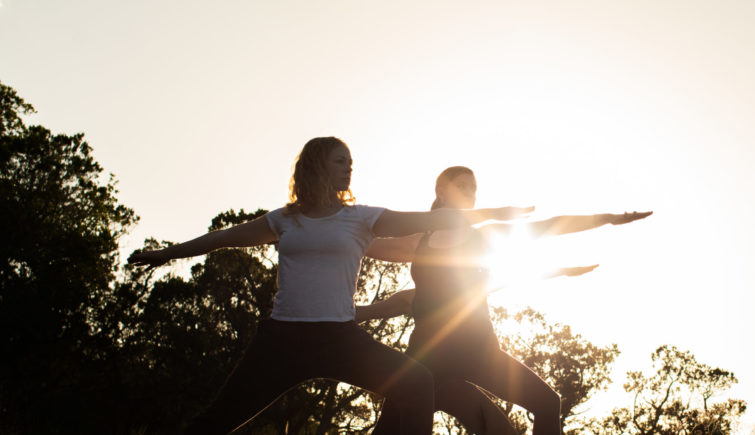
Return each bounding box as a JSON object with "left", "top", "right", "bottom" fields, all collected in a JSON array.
[{"left": 264, "top": 204, "right": 386, "bottom": 322}]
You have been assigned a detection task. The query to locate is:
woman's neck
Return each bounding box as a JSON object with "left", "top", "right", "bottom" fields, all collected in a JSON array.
[{"left": 428, "top": 205, "right": 469, "bottom": 246}]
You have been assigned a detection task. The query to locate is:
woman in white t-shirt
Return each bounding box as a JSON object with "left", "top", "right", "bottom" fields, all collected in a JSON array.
[{"left": 129, "top": 137, "right": 533, "bottom": 435}]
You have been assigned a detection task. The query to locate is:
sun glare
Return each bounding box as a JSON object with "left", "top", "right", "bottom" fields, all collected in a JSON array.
[{"left": 483, "top": 223, "right": 560, "bottom": 295}]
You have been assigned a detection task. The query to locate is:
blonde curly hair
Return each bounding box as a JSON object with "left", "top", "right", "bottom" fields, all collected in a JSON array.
[{"left": 286, "top": 137, "right": 355, "bottom": 215}]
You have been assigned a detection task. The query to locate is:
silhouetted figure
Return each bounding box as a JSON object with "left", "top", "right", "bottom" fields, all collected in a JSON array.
[
  {"left": 361, "top": 166, "right": 651, "bottom": 435},
  {"left": 129, "top": 141, "right": 534, "bottom": 434}
]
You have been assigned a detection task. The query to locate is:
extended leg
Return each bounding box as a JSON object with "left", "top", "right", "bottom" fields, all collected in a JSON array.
[
  {"left": 186, "top": 320, "right": 434, "bottom": 435},
  {"left": 184, "top": 326, "right": 303, "bottom": 435},
  {"left": 435, "top": 379, "right": 517, "bottom": 435},
  {"left": 465, "top": 348, "right": 561, "bottom": 435}
]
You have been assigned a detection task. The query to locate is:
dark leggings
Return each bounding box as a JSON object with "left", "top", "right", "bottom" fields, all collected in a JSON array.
[
  {"left": 452, "top": 347, "right": 561, "bottom": 435},
  {"left": 184, "top": 319, "right": 434, "bottom": 435},
  {"left": 381, "top": 344, "right": 561, "bottom": 435},
  {"left": 435, "top": 379, "right": 517, "bottom": 434}
]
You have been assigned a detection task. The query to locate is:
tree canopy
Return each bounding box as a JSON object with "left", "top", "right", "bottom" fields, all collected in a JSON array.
[
  {"left": 588, "top": 345, "right": 747, "bottom": 435},
  {"left": 1, "top": 81, "right": 138, "bottom": 433}
]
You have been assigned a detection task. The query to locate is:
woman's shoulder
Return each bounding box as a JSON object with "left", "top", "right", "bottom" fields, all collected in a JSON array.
[
  {"left": 350, "top": 204, "right": 387, "bottom": 218},
  {"left": 265, "top": 205, "right": 290, "bottom": 218},
  {"left": 264, "top": 206, "right": 303, "bottom": 228},
  {"left": 351, "top": 203, "right": 386, "bottom": 211}
]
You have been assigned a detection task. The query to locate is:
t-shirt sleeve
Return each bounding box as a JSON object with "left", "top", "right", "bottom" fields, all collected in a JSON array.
[
  {"left": 264, "top": 207, "right": 286, "bottom": 238},
  {"left": 356, "top": 205, "right": 386, "bottom": 235}
]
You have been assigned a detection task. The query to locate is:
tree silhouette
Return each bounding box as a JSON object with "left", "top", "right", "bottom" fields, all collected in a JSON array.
[
  {"left": 478, "top": 307, "right": 620, "bottom": 434},
  {"left": 587, "top": 345, "right": 746, "bottom": 435},
  {"left": 104, "top": 209, "right": 280, "bottom": 433},
  {"left": 0, "top": 81, "right": 138, "bottom": 433}
]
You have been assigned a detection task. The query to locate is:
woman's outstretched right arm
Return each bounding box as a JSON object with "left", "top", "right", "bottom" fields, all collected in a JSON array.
[{"left": 128, "top": 215, "right": 277, "bottom": 269}]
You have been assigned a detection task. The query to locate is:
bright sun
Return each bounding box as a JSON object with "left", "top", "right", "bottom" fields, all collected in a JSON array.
[{"left": 482, "top": 224, "right": 562, "bottom": 295}]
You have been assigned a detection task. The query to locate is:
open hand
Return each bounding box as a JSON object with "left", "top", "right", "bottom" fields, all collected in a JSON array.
[
  {"left": 128, "top": 250, "right": 169, "bottom": 270},
  {"left": 610, "top": 211, "right": 653, "bottom": 225},
  {"left": 557, "top": 264, "right": 599, "bottom": 277}
]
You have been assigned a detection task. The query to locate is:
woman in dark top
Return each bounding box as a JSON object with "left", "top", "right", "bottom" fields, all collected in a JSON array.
[
  {"left": 361, "top": 166, "right": 651, "bottom": 434},
  {"left": 129, "top": 140, "right": 534, "bottom": 435}
]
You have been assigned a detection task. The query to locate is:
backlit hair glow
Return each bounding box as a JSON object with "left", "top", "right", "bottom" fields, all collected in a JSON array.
[{"left": 286, "top": 137, "right": 355, "bottom": 215}]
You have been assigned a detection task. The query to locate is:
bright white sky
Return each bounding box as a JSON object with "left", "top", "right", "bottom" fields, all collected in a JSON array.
[{"left": 2, "top": 0, "right": 754, "bottom": 431}]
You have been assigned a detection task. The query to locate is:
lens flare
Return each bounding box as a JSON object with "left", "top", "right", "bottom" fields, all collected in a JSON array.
[{"left": 483, "top": 224, "right": 559, "bottom": 294}]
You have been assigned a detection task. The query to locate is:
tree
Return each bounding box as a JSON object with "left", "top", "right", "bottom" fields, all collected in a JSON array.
[
  {"left": 0, "top": 81, "right": 138, "bottom": 432},
  {"left": 588, "top": 345, "right": 746, "bottom": 435},
  {"left": 487, "top": 306, "right": 621, "bottom": 434}
]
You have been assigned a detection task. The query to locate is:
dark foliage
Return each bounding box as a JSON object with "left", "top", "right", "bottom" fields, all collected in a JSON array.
[{"left": 1, "top": 81, "right": 137, "bottom": 433}]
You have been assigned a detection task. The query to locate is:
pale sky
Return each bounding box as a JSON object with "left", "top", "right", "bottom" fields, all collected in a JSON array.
[{"left": 2, "top": 0, "right": 754, "bottom": 431}]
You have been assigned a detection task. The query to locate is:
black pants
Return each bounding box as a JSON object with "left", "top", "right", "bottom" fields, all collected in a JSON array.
[
  {"left": 428, "top": 347, "right": 561, "bottom": 435},
  {"left": 184, "top": 319, "right": 434, "bottom": 434},
  {"left": 404, "top": 329, "right": 561, "bottom": 435},
  {"left": 377, "top": 324, "right": 561, "bottom": 435}
]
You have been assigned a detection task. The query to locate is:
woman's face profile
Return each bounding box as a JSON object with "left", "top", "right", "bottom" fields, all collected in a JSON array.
[
  {"left": 440, "top": 173, "right": 477, "bottom": 209},
  {"left": 325, "top": 145, "right": 353, "bottom": 191}
]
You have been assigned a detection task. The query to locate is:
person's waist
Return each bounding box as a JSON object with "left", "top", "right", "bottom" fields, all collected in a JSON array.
[
  {"left": 412, "top": 306, "right": 493, "bottom": 325},
  {"left": 263, "top": 317, "right": 357, "bottom": 331}
]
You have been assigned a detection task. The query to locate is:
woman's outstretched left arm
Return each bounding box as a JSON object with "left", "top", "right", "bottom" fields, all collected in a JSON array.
[
  {"left": 364, "top": 207, "right": 534, "bottom": 263},
  {"left": 372, "top": 206, "right": 534, "bottom": 239},
  {"left": 366, "top": 206, "right": 533, "bottom": 262}
]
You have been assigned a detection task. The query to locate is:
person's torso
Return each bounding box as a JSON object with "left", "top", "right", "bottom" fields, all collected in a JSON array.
[
  {"left": 267, "top": 205, "right": 382, "bottom": 322},
  {"left": 408, "top": 228, "right": 498, "bottom": 363}
]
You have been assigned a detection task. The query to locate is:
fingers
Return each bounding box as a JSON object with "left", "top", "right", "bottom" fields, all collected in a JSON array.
[
  {"left": 560, "top": 264, "right": 599, "bottom": 276},
  {"left": 127, "top": 251, "right": 167, "bottom": 269},
  {"left": 129, "top": 258, "right": 152, "bottom": 267},
  {"left": 130, "top": 260, "right": 151, "bottom": 267},
  {"left": 127, "top": 250, "right": 146, "bottom": 264},
  {"left": 630, "top": 211, "right": 652, "bottom": 222},
  {"left": 574, "top": 264, "right": 599, "bottom": 275},
  {"left": 615, "top": 211, "right": 653, "bottom": 224}
]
